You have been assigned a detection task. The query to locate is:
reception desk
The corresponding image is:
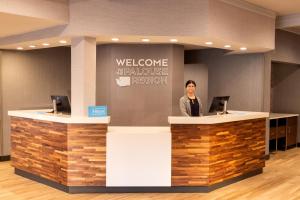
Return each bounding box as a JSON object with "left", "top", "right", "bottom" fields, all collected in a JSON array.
[
  {"left": 8, "top": 110, "right": 268, "bottom": 193},
  {"left": 8, "top": 109, "right": 110, "bottom": 192},
  {"left": 169, "top": 111, "right": 268, "bottom": 190}
]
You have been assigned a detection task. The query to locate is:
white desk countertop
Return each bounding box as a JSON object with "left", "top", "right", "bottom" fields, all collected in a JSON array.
[
  {"left": 269, "top": 113, "right": 299, "bottom": 120},
  {"left": 168, "top": 111, "right": 269, "bottom": 124},
  {"left": 8, "top": 109, "right": 110, "bottom": 124}
]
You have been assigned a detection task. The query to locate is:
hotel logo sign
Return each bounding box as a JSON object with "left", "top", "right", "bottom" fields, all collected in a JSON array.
[{"left": 115, "top": 58, "right": 169, "bottom": 87}]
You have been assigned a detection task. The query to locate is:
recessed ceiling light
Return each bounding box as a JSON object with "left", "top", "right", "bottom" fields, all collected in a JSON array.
[
  {"left": 224, "top": 45, "right": 231, "bottom": 48},
  {"left": 170, "top": 38, "right": 178, "bottom": 42},
  {"left": 141, "top": 38, "right": 150, "bottom": 42},
  {"left": 59, "top": 40, "right": 67, "bottom": 44},
  {"left": 16, "top": 47, "right": 23, "bottom": 50},
  {"left": 111, "top": 38, "right": 119, "bottom": 42},
  {"left": 205, "top": 41, "right": 213, "bottom": 45},
  {"left": 240, "top": 47, "right": 247, "bottom": 51},
  {"left": 29, "top": 45, "right": 36, "bottom": 48},
  {"left": 42, "top": 43, "right": 50, "bottom": 46}
]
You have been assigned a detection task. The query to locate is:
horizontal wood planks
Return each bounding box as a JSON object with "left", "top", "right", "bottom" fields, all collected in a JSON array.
[
  {"left": 171, "top": 118, "right": 266, "bottom": 186},
  {"left": 10, "top": 117, "right": 107, "bottom": 186},
  {"left": 171, "top": 124, "right": 210, "bottom": 185},
  {"left": 67, "top": 124, "right": 107, "bottom": 186}
]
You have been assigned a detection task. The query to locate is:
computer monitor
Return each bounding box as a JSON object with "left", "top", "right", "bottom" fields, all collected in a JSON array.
[
  {"left": 209, "top": 96, "right": 230, "bottom": 113},
  {"left": 50, "top": 95, "right": 71, "bottom": 114}
]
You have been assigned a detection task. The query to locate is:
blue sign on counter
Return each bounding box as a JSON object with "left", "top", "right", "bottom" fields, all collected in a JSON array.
[{"left": 88, "top": 106, "right": 107, "bottom": 117}]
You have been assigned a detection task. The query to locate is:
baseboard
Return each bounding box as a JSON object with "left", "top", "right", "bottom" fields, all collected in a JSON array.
[
  {"left": 264, "top": 154, "right": 270, "bottom": 160},
  {"left": 287, "top": 144, "right": 298, "bottom": 150},
  {"left": 15, "top": 168, "right": 263, "bottom": 193},
  {"left": 0, "top": 155, "right": 10, "bottom": 162}
]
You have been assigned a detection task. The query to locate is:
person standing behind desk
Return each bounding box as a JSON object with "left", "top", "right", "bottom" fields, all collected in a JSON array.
[{"left": 180, "top": 80, "right": 203, "bottom": 117}]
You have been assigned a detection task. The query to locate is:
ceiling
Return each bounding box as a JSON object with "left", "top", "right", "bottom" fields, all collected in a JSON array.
[
  {"left": 245, "top": 0, "right": 300, "bottom": 16},
  {"left": 283, "top": 26, "right": 300, "bottom": 35},
  {"left": 0, "top": 0, "right": 283, "bottom": 53},
  {"left": 0, "top": 35, "right": 270, "bottom": 54},
  {"left": 0, "top": 12, "right": 61, "bottom": 38}
]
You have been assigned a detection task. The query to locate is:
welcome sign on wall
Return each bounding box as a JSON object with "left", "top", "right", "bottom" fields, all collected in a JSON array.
[{"left": 115, "top": 58, "right": 169, "bottom": 87}]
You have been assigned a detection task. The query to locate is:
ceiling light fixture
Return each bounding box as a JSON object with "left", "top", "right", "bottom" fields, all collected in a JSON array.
[
  {"left": 205, "top": 41, "right": 213, "bottom": 45},
  {"left": 59, "top": 40, "right": 67, "bottom": 44},
  {"left": 42, "top": 43, "right": 50, "bottom": 46},
  {"left": 29, "top": 45, "right": 36, "bottom": 48},
  {"left": 170, "top": 38, "right": 178, "bottom": 42},
  {"left": 141, "top": 38, "right": 150, "bottom": 42},
  {"left": 240, "top": 47, "right": 247, "bottom": 51},
  {"left": 16, "top": 47, "right": 23, "bottom": 50},
  {"left": 111, "top": 38, "right": 119, "bottom": 41},
  {"left": 224, "top": 45, "right": 231, "bottom": 48}
]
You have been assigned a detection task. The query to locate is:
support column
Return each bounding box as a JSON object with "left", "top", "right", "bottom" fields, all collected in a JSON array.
[{"left": 71, "top": 37, "right": 96, "bottom": 116}]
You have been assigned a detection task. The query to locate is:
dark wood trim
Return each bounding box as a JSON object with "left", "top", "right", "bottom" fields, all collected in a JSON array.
[
  {"left": 264, "top": 154, "right": 270, "bottom": 160},
  {"left": 286, "top": 144, "right": 297, "bottom": 149},
  {"left": 0, "top": 155, "right": 10, "bottom": 162},
  {"left": 270, "top": 117, "right": 298, "bottom": 152},
  {"left": 15, "top": 168, "right": 262, "bottom": 193}
]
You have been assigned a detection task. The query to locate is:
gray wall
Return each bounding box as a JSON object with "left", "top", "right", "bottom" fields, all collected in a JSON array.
[
  {"left": 1, "top": 47, "right": 71, "bottom": 155},
  {"left": 271, "top": 62, "right": 300, "bottom": 113},
  {"left": 185, "top": 49, "right": 266, "bottom": 112},
  {"left": 262, "top": 30, "right": 300, "bottom": 113},
  {"left": 96, "top": 44, "right": 184, "bottom": 126},
  {"left": 206, "top": 51, "right": 265, "bottom": 111},
  {"left": 271, "top": 30, "right": 300, "bottom": 65}
]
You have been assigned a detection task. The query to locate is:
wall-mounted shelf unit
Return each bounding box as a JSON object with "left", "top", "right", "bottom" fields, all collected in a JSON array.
[{"left": 269, "top": 113, "right": 298, "bottom": 152}]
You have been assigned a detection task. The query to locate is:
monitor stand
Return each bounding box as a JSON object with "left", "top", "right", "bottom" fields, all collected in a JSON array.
[{"left": 216, "top": 111, "right": 229, "bottom": 115}]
